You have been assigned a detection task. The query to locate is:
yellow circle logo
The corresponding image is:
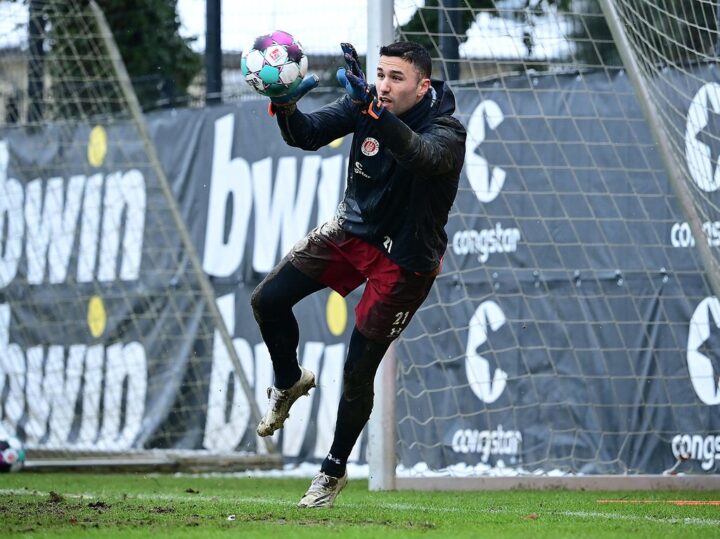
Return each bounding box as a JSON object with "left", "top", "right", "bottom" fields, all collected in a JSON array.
[
  {"left": 87, "top": 295, "right": 107, "bottom": 338},
  {"left": 87, "top": 125, "right": 107, "bottom": 167},
  {"left": 326, "top": 291, "right": 347, "bottom": 336},
  {"left": 328, "top": 137, "right": 344, "bottom": 149}
]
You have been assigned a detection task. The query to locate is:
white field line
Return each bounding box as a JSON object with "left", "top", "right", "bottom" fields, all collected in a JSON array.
[
  {"left": 2, "top": 489, "right": 719, "bottom": 527},
  {"left": 558, "top": 511, "right": 720, "bottom": 527}
]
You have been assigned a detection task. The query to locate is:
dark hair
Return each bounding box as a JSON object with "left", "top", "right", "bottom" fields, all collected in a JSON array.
[{"left": 379, "top": 41, "right": 432, "bottom": 80}]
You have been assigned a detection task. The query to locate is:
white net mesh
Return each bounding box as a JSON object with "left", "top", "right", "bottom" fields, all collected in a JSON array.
[
  {"left": 2, "top": 0, "right": 718, "bottom": 478},
  {"left": 0, "top": 0, "right": 271, "bottom": 466},
  {"left": 605, "top": 0, "right": 720, "bottom": 277},
  {"left": 389, "top": 0, "right": 720, "bottom": 477}
]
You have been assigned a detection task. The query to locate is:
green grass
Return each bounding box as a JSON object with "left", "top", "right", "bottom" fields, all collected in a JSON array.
[{"left": 1, "top": 473, "right": 719, "bottom": 538}]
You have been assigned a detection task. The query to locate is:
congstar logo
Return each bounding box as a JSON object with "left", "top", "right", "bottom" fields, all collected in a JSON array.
[
  {"left": 686, "top": 296, "right": 720, "bottom": 405},
  {"left": 686, "top": 82, "right": 720, "bottom": 193},
  {"left": 465, "top": 100, "right": 505, "bottom": 203},
  {"left": 671, "top": 433, "right": 720, "bottom": 471},
  {"left": 465, "top": 301, "right": 507, "bottom": 403}
]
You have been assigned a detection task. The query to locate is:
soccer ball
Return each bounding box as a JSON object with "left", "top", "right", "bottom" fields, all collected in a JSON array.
[
  {"left": 241, "top": 30, "right": 308, "bottom": 97},
  {"left": 0, "top": 437, "right": 26, "bottom": 473}
]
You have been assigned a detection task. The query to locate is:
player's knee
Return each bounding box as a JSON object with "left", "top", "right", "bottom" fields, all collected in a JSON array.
[{"left": 250, "top": 282, "right": 270, "bottom": 322}]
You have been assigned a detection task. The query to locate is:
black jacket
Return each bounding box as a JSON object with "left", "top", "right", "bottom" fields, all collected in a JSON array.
[{"left": 276, "top": 80, "right": 466, "bottom": 273}]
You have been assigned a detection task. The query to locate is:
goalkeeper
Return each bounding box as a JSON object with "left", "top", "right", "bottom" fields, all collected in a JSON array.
[{"left": 251, "top": 41, "right": 466, "bottom": 508}]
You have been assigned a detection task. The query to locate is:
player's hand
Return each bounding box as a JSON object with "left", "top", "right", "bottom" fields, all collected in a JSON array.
[
  {"left": 268, "top": 74, "right": 319, "bottom": 115},
  {"left": 337, "top": 42, "right": 371, "bottom": 105}
]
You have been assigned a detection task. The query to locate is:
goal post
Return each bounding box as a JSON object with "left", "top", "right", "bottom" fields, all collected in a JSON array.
[
  {"left": 366, "top": 0, "right": 397, "bottom": 492},
  {"left": 368, "top": 0, "right": 720, "bottom": 490}
]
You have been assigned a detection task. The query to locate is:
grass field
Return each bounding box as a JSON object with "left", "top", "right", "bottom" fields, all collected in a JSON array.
[{"left": 1, "top": 472, "right": 719, "bottom": 538}]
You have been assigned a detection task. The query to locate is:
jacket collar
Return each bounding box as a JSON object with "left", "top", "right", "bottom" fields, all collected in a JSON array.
[{"left": 398, "top": 90, "right": 433, "bottom": 130}]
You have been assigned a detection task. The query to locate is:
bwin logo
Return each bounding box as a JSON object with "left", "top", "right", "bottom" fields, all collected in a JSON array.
[
  {"left": 687, "top": 296, "right": 720, "bottom": 405},
  {"left": 685, "top": 82, "right": 720, "bottom": 192},
  {"left": 465, "top": 300, "right": 507, "bottom": 403}
]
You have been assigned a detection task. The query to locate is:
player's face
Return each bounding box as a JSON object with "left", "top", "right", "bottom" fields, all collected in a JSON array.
[{"left": 375, "top": 56, "right": 430, "bottom": 116}]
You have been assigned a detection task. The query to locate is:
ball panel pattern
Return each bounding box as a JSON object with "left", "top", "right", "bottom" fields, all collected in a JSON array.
[
  {"left": 264, "top": 45, "right": 288, "bottom": 67},
  {"left": 0, "top": 437, "right": 25, "bottom": 473},
  {"left": 259, "top": 65, "right": 281, "bottom": 84},
  {"left": 279, "top": 61, "right": 300, "bottom": 85}
]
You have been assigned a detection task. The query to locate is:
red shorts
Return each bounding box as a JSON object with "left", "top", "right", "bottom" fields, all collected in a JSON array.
[{"left": 288, "top": 221, "right": 438, "bottom": 342}]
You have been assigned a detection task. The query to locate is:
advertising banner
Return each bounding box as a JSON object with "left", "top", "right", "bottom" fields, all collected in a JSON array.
[{"left": 0, "top": 66, "right": 718, "bottom": 473}]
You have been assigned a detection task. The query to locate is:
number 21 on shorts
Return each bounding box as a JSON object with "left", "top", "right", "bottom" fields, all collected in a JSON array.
[{"left": 388, "top": 311, "right": 410, "bottom": 338}]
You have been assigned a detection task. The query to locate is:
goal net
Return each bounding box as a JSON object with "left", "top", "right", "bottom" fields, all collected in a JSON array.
[
  {"left": 378, "top": 0, "right": 720, "bottom": 486},
  {"left": 0, "top": 0, "right": 276, "bottom": 469},
  {"left": 1, "top": 0, "right": 718, "bottom": 484}
]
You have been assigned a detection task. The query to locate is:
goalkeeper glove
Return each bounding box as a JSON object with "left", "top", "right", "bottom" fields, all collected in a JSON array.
[
  {"left": 337, "top": 42, "right": 369, "bottom": 103},
  {"left": 268, "top": 74, "right": 319, "bottom": 116},
  {"left": 336, "top": 42, "right": 384, "bottom": 119}
]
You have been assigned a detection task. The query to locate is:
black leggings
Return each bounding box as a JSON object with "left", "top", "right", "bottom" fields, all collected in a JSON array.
[
  {"left": 251, "top": 258, "right": 390, "bottom": 469},
  {"left": 251, "top": 258, "right": 324, "bottom": 388}
]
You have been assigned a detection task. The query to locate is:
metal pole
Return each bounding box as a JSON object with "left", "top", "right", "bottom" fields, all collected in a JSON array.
[
  {"left": 716, "top": 1, "right": 720, "bottom": 56},
  {"left": 438, "top": 0, "right": 460, "bottom": 81},
  {"left": 205, "top": 0, "right": 222, "bottom": 105},
  {"left": 27, "top": 0, "right": 45, "bottom": 124},
  {"left": 598, "top": 0, "right": 720, "bottom": 299},
  {"left": 368, "top": 342, "right": 396, "bottom": 491},
  {"left": 366, "top": 0, "right": 394, "bottom": 81},
  {"left": 367, "top": 0, "right": 397, "bottom": 492},
  {"left": 89, "top": 1, "right": 277, "bottom": 455}
]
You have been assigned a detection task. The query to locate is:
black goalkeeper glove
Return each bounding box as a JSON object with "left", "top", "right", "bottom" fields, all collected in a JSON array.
[
  {"left": 268, "top": 74, "right": 319, "bottom": 116},
  {"left": 336, "top": 42, "right": 370, "bottom": 104},
  {"left": 336, "top": 43, "right": 385, "bottom": 119}
]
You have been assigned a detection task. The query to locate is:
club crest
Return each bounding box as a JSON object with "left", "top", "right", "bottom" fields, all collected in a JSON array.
[{"left": 361, "top": 137, "right": 379, "bottom": 156}]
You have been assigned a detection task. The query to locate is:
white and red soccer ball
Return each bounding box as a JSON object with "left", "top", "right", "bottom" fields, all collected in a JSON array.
[
  {"left": 0, "top": 437, "right": 25, "bottom": 473},
  {"left": 242, "top": 30, "right": 308, "bottom": 97}
]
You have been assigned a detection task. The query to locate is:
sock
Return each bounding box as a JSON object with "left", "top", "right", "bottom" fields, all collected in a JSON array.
[
  {"left": 320, "top": 452, "right": 346, "bottom": 478},
  {"left": 274, "top": 364, "right": 301, "bottom": 390},
  {"left": 320, "top": 328, "right": 390, "bottom": 479}
]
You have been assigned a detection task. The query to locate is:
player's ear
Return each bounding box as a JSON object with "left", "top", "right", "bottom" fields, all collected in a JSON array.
[{"left": 417, "top": 77, "right": 431, "bottom": 98}]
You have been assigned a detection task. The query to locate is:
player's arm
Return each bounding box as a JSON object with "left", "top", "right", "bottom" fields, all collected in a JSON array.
[
  {"left": 371, "top": 114, "right": 466, "bottom": 176},
  {"left": 274, "top": 96, "right": 356, "bottom": 151}
]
